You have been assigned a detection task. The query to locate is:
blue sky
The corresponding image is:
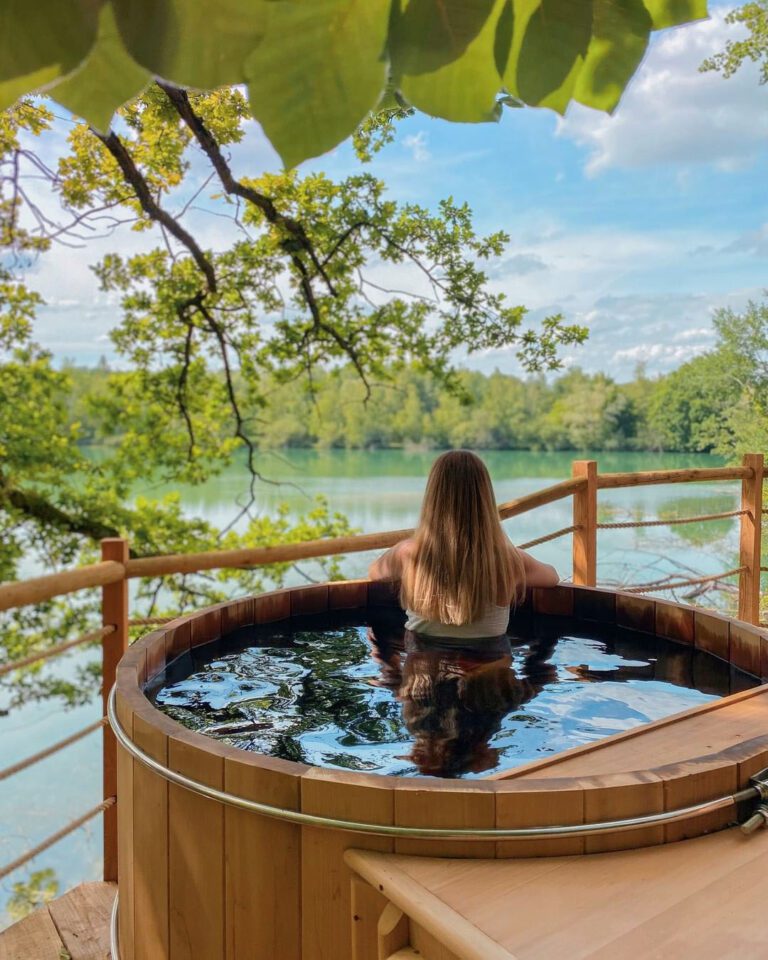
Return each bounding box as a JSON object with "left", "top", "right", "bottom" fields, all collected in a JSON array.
[{"left": 25, "top": 4, "right": 768, "bottom": 380}]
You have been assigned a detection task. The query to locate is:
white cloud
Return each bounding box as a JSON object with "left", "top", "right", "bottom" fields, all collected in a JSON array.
[
  {"left": 557, "top": 8, "right": 768, "bottom": 175},
  {"left": 402, "top": 131, "right": 431, "bottom": 163}
]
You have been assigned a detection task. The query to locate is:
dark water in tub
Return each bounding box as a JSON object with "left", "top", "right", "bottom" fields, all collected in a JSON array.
[{"left": 148, "top": 609, "right": 758, "bottom": 779}]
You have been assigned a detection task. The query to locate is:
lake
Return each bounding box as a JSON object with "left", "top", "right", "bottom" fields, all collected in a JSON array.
[{"left": 0, "top": 448, "right": 743, "bottom": 925}]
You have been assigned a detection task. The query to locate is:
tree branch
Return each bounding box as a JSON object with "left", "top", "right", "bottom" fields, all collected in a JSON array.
[{"left": 93, "top": 129, "right": 218, "bottom": 294}]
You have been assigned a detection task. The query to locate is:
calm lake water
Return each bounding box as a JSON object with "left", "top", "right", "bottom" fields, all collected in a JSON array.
[{"left": 0, "top": 448, "right": 743, "bottom": 924}]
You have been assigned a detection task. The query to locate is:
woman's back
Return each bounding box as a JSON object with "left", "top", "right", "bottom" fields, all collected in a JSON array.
[
  {"left": 369, "top": 451, "right": 559, "bottom": 639},
  {"left": 404, "top": 600, "right": 510, "bottom": 640}
]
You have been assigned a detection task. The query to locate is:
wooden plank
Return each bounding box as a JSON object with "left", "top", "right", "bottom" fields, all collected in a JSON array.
[
  {"left": 0, "top": 905, "right": 65, "bottom": 960},
  {"left": 658, "top": 758, "right": 737, "bottom": 843},
  {"left": 101, "top": 537, "right": 129, "bottom": 883},
  {"left": 487, "top": 683, "right": 768, "bottom": 781},
  {"left": 394, "top": 780, "right": 496, "bottom": 859},
  {"left": 47, "top": 882, "right": 115, "bottom": 960},
  {"left": 0, "top": 560, "right": 124, "bottom": 613},
  {"left": 615, "top": 593, "right": 655, "bottom": 633},
  {"left": 694, "top": 610, "right": 730, "bottom": 661},
  {"left": 571, "top": 460, "right": 597, "bottom": 586},
  {"left": 525, "top": 687, "right": 768, "bottom": 779},
  {"left": 597, "top": 466, "right": 750, "bottom": 489},
  {"left": 224, "top": 754, "right": 305, "bottom": 960},
  {"left": 164, "top": 616, "right": 192, "bottom": 665},
  {"left": 221, "top": 596, "right": 254, "bottom": 635},
  {"left": 190, "top": 605, "right": 223, "bottom": 648},
  {"left": 585, "top": 838, "right": 768, "bottom": 959},
  {"left": 495, "top": 778, "right": 584, "bottom": 859},
  {"left": 409, "top": 924, "right": 461, "bottom": 960},
  {"left": 132, "top": 709, "right": 169, "bottom": 960},
  {"left": 168, "top": 734, "right": 225, "bottom": 960},
  {"left": 377, "top": 904, "right": 409, "bottom": 960},
  {"left": 351, "top": 875, "right": 386, "bottom": 960},
  {"left": 730, "top": 622, "right": 762, "bottom": 676},
  {"left": 301, "top": 770, "right": 395, "bottom": 960},
  {"left": 345, "top": 850, "right": 515, "bottom": 960},
  {"left": 394, "top": 829, "right": 768, "bottom": 960},
  {"left": 572, "top": 587, "right": 615, "bottom": 622},
  {"left": 253, "top": 588, "right": 291, "bottom": 624},
  {"left": 329, "top": 580, "right": 369, "bottom": 610},
  {"left": 290, "top": 583, "right": 329, "bottom": 616},
  {"left": 531, "top": 585, "right": 574, "bottom": 617},
  {"left": 655, "top": 598, "right": 694, "bottom": 644},
  {"left": 582, "top": 771, "right": 664, "bottom": 853},
  {"left": 738, "top": 452, "right": 763, "bottom": 624},
  {"left": 115, "top": 686, "right": 136, "bottom": 959}
]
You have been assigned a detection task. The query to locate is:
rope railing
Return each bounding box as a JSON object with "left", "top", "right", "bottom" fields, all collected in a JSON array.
[
  {"left": 0, "top": 625, "right": 115, "bottom": 679},
  {"left": 0, "top": 455, "right": 763, "bottom": 895},
  {"left": 519, "top": 525, "right": 578, "bottom": 549},
  {"left": 0, "top": 797, "right": 115, "bottom": 883},
  {"left": 622, "top": 566, "right": 746, "bottom": 595},
  {"left": 598, "top": 509, "right": 747, "bottom": 531},
  {"left": 0, "top": 718, "right": 106, "bottom": 783}
]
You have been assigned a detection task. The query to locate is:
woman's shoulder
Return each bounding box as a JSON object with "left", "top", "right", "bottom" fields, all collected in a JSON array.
[
  {"left": 394, "top": 537, "right": 417, "bottom": 557},
  {"left": 389, "top": 537, "right": 417, "bottom": 569}
]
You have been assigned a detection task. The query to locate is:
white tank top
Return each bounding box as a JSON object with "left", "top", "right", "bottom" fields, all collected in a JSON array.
[{"left": 404, "top": 603, "right": 510, "bottom": 640}]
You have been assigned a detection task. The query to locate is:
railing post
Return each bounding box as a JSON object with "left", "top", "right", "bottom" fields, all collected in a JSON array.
[
  {"left": 572, "top": 460, "right": 597, "bottom": 586},
  {"left": 101, "top": 537, "right": 129, "bottom": 883},
  {"left": 738, "top": 453, "right": 763, "bottom": 625}
]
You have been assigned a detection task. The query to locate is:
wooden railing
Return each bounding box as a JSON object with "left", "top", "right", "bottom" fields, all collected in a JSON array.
[{"left": 0, "top": 454, "right": 764, "bottom": 889}]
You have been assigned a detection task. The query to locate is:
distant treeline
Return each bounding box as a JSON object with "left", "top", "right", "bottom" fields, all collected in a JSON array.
[{"left": 63, "top": 352, "right": 742, "bottom": 455}]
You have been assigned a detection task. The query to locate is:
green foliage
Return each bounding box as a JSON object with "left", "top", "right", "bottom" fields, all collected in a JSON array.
[
  {"left": 647, "top": 301, "right": 768, "bottom": 458},
  {"left": 646, "top": 353, "right": 739, "bottom": 453},
  {"left": 6, "top": 869, "right": 59, "bottom": 922},
  {"left": 0, "top": 0, "right": 709, "bottom": 165},
  {"left": 0, "top": 84, "right": 586, "bottom": 708},
  {"left": 701, "top": 1, "right": 768, "bottom": 84}
]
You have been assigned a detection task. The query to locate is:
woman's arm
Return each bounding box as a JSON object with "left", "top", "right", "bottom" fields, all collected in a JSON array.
[
  {"left": 368, "top": 539, "right": 414, "bottom": 581},
  {"left": 517, "top": 547, "right": 560, "bottom": 588}
]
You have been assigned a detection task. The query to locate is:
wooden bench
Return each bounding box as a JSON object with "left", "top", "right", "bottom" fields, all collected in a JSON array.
[{"left": 346, "top": 825, "right": 768, "bottom": 959}]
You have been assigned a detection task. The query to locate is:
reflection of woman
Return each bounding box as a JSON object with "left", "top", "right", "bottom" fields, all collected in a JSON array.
[
  {"left": 365, "top": 624, "right": 560, "bottom": 777},
  {"left": 399, "top": 640, "right": 533, "bottom": 776},
  {"left": 369, "top": 450, "right": 559, "bottom": 643}
]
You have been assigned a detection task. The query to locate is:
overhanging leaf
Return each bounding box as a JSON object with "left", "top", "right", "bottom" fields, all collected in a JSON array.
[
  {"left": 245, "top": 0, "right": 390, "bottom": 168},
  {"left": 0, "top": 0, "right": 100, "bottom": 111},
  {"left": 400, "top": 0, "right": 507, "bottom": 122},
  {"left": 389, "top": 0, "right": 498, "bottom": 76},
  {"left": 111, "top": 0, "right": 268, "bottom": 88},
  {"left": 573, "top": 0, "right": 652, "bottom": 113},
  {"left": 49, "top": 4, "right": 150, "bottom": 131},
  {"left": 514, "top": 0, "right": 594, "bottom": 109},
  {"left": 643, "top": 0, "right": 708, "bottom": 29}
]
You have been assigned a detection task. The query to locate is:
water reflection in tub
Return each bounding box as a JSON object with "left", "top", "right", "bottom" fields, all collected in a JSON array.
[{"left": 150, "top": 609, "right": 755, "bottom": 779}]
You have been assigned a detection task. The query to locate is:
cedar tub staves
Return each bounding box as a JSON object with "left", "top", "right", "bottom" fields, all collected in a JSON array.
[{"left": 111, "top": 581, "right": 768, "bottom": 960}]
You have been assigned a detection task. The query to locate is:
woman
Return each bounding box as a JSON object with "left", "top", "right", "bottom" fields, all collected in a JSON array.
[{"left": 369, "top": 450, "right": 559, "bottom": 641}]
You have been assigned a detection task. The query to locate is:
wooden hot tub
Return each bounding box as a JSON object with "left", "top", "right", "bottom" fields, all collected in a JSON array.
[{"left": 111, "top": 581, "right": 768, "bottom": 960}]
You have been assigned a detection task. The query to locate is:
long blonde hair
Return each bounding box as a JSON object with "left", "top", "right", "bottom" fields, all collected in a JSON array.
[{"left": 400, "top": 451, "right": 525, "bottom": 624}]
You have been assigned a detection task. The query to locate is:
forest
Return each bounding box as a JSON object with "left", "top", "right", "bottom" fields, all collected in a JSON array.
[{"left": 62, "top": 298, "right": 768, "bottom": 457}]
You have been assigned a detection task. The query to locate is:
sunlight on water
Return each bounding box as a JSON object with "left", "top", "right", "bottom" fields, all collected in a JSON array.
[{"left": 150, "top": 609, "right": 752, "bottom": 780}]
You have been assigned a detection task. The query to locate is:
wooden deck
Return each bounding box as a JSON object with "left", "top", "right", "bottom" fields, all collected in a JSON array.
[
  {"left": 0, "top": 882, "right": 115, "bottom": 960},
  {"left": 347, "top": 826, "right": 768, "bottom": 959}
]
